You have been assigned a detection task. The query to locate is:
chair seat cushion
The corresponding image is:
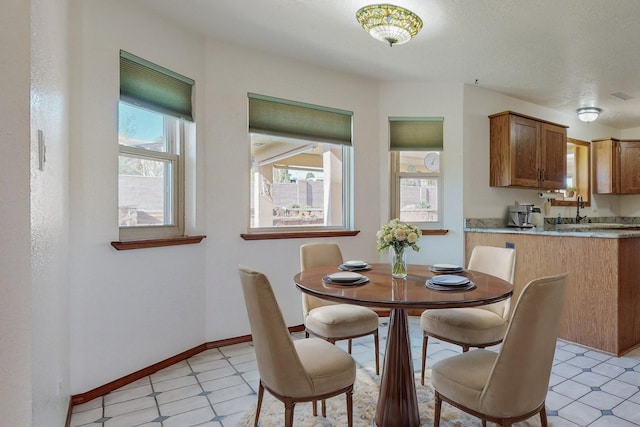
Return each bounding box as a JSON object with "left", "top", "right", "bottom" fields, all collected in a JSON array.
[
  {"left": 294, "top": 338, "right": 356, "bottom": 397},
  {"left": 431, "top": 348, "right": 497, "bottom": 411},
  {"left": 306, "top": 304, "right": 379, "bottom": 339},
  {"left": 421, "top": 307, "right": 507, "bottom": 345}
]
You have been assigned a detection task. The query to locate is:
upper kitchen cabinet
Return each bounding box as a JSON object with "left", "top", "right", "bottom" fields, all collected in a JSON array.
[
  {"left": 489, "top": 111, "right": 568, "bottom": 190},
  {"left": 592, "top": 137, "right": 640, "bottom": 194}
]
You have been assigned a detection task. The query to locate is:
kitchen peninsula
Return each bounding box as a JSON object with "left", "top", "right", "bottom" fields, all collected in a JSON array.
[{"left": 464, "top": 219, "right": 640, "bottom": 356}]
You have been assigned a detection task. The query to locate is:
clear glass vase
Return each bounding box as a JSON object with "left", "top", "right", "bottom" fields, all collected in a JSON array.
[{"left": 391, "top": 247, "right": 407, "bottom": 278}]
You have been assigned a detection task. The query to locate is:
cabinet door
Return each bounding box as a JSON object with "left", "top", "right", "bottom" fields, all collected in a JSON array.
[
  {"left": 620, "top": 141, "right": 640, "bottom": 193},
  {"left": 540, "top": 123, "right": 567, "bottom": 189},
  {"left": 592, "top": 139, "right": 616, "bottom": 194},
  {"left": 510, "top": 115, "right": 540, "bottom": 187}
]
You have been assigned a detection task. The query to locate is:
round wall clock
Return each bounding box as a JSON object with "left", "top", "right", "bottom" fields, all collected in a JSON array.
[{"left": 424, "top": 152, "right": 440, "bottom": 171}]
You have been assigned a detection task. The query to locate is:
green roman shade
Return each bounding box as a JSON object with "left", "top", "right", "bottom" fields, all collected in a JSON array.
[
  {"left": 248, "top": 93, "right": 353, "bottom": 145},
  {"left": 120, "top": 50, "right": 194, "bottom": 121},
  {"left": 389, "top": 117, "right": 444, "bottom": 151}
]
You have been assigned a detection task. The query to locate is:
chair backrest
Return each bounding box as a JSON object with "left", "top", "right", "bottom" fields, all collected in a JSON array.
[
  {"left": 479, "top": 273, "right": 568, "bottom": 417},
  {"left": 300, "top": 242, "right": 344, "bottom": 271},
  {"left": 299, "top": 243, "right": 344, "bottom": 316},
  {"left": 238, "top": 265, "right": 313, "bottom": 396},
  {"left": 467, "top": 245, "right": 516, "bottom": 318}
]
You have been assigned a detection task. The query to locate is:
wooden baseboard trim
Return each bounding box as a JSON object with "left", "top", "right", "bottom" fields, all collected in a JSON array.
[
  {"left": 70, "top": 343, "right": 208, "bottom": 405},
  {"left": 69, "top": 325, "right": 305, "bottom": 407}
]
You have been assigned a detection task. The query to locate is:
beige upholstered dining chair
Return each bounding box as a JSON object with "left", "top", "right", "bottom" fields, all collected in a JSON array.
[
  {"left": 238, "top": 265, "right": 356, "bottom": 427},
  {"left": 430, "top": 272, "right": 568, "bottom": 427},
  {"left": 300, "top": 243, "right": 380, "bottom": 375},
  {"left": 420, "top": 245, "right": 516, "bottom": 385}
]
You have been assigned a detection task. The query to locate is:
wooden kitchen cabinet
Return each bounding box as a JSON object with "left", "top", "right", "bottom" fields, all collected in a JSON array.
[
  {"left": 489, "top": 111, "right": 568, "bottom": 189},
  {"left": 592, "top": 137, "right": 640, "bottom": 194}
]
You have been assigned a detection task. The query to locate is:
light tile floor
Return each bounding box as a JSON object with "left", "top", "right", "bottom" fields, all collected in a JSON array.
[{"left": 70, "top": 317, "right": 640, "bottom": 426}]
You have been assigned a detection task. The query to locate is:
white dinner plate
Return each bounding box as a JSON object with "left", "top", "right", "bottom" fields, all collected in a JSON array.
[
  {"left": 327, "top": 272, "right": 364, "bottom": 283},
  {"left": 426, "top": 280, "right": 476, "bottom": 291},
  {"left": 430, "top": 274, "right": 470, "bottom": 286},
  {"left": 344, "top": 260, "right": 368, "bottom": 268},
  {"left": 432, "top": 263, "right": 462, "bottom": 270}
]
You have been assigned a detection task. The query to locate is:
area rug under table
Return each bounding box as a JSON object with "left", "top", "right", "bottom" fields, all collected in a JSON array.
[{"left": 240, "top": 368, "right": 545, "bottom": 426}]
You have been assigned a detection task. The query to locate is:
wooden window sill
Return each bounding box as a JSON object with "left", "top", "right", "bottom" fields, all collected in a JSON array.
[
  {"left": 111, "top": 235, "right": 206, "bottom": 250},
  {"left": 241, "top": 230, "right": 360, "bottom": 241},
  {"left": 421, "top": 229, "right": 448, "bottom": 235},
  {"left": 240, "top": 229, "right": 447, "bottom": 240}
]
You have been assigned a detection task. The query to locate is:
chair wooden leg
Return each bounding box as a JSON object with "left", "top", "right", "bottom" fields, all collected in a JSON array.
[
  {"left": 312, "top": 400, "right": 317, "bottom": 416},
  {"left": 284, "top": 401, "right": 295, "bottom": 427},
  {"left": 254, "top": 383, "right": 264, "bottom": 427},
  {"left": 348, "top": 339, "right": 353, "bottom": 354},
  {"left": 539, "top": 405, "right": 548, "bottom": 427},
  {"left": 346, "top": 389, "right": 353, "bottom": 427},
  {"left": 462, "top": 344, "right": 470, "bottom": 352},
  {"left": 501, "top": 420, "right": 512, "bottom": 427},
  {"left": 434, "top": 391, "right": 442, "bottom": 427},
  {"left": 481, "top": 421, "right": 486, "bottom": 427},
  {"left": 374, "top": 329, "right": 380, "bottom": 375},
  {"left": 321, "top": 399, "right": 327, "bottom": 417},
  {"left": 421, "top": 335, "right": 428, "bottom": 385}
]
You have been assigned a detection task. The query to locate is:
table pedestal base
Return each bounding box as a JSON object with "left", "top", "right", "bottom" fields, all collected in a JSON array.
[{"left": 375, "top": 308, "right": 420, "bottom": 427}]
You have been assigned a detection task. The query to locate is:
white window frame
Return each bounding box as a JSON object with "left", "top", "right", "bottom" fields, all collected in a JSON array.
[
  {"left": 390, "top": 150, "right": 443, "bottom": 229},
  {"left": 248, "top": 138, "right": 353, "bottom": 232},
  {"left": 118, "top": 104, "right": 186, "bottom": 241}
]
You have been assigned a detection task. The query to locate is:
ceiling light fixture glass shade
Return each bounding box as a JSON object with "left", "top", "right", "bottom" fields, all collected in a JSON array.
[
  {"left": 356, "top": 4, "right": 423, "bottom": 47},
  {"left": 576, "top": 107, "right": 601, "bottom": 123}
]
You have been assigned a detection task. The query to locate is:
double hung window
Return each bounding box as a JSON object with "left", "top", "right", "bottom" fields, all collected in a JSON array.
[
  {"left": 248, "top": 94, "right": 353, "bottom": 232},
  {"left": 118, "top": 51, "right": 194, "bottom": 240},
  {"left": 389, "top": 117, "right": 444, "bottom": 228}
]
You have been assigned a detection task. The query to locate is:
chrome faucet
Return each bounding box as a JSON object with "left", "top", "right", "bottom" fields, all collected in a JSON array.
[{"left": 576, "top": 194, "right": 587, "bottom": 224}]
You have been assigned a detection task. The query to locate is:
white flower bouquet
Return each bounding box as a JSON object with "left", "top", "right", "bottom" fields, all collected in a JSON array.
[{"left": 376, "top": 218, "right": 421, "bottom": 277}]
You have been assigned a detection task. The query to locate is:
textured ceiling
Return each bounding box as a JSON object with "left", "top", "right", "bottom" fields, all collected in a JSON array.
[{"left": 135, "top": 0, "right": 640, "bottom": 130}]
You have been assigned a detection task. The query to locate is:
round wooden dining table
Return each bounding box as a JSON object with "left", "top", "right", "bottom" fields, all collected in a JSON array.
[{"left": 294, "top": 263, "right": 513, "bottom": 427}]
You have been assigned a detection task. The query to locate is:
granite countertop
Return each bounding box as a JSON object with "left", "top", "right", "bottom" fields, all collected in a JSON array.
[
  {"left": 464, "top": 218, "right": 640, "bottom": 238},
  {"left": 464, "top": 226, "right": 640, "bottom": 238}
]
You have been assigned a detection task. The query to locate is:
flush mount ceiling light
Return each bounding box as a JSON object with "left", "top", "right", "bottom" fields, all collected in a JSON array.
[
  {"left": 576, "top": 107, "right": 601, "bottom": 123},
  {"left": 356, "top": 4, "right": 423, "bottom": 47}
]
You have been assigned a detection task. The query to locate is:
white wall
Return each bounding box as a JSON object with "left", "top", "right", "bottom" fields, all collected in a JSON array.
[
  {"left": 0, "top": 1, "right": 32, "bottom": 424},
  {"left": 30, "top": 0, "right": 72, "bottom": 423},
  {"left": 202, "top": 40, "right": 382, "bottom": 339},
  {"left": 462, "top": 84, "right": 623, "bottom": 221},
  {"left": 68, "top": 0, "right": 207, "bottom": 394},
  {"left": 69, "top": 0, "right": 386, "bottom": 393},
  {"left": 379, "top": 82, "right": 466, "bottom": 267}
]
